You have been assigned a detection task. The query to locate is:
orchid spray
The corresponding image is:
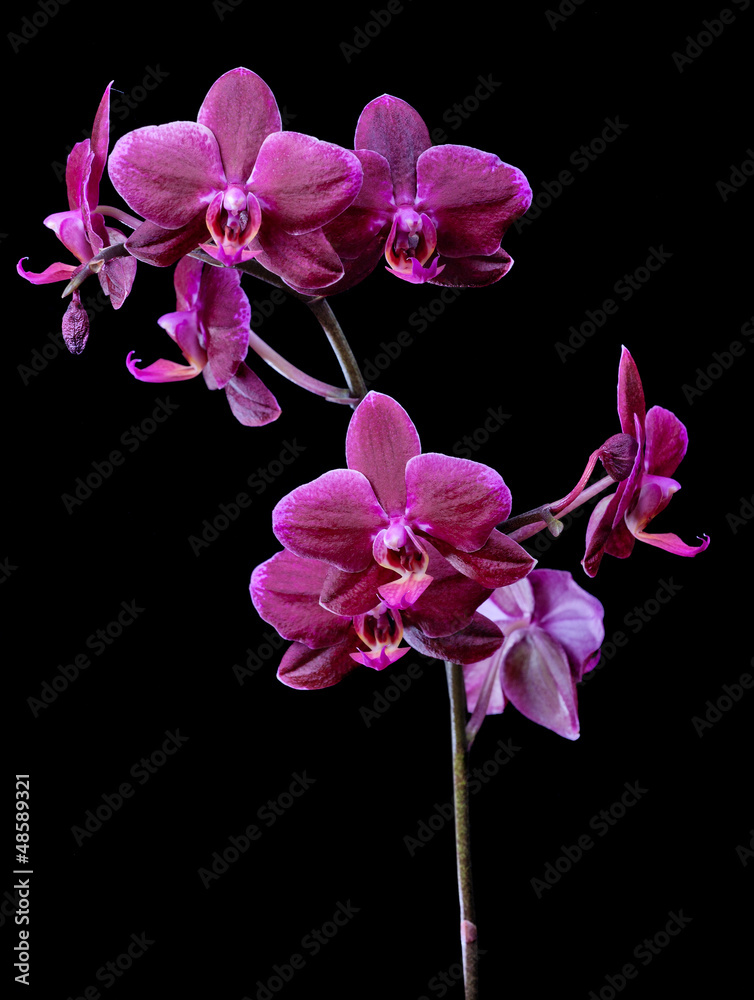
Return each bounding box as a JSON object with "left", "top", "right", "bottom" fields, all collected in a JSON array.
[{"left": 19, "top": 67, "right": 710, "bottom": 998}]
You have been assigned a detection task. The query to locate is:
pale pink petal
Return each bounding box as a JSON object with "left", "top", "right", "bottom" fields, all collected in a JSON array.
[
  {"left": 501, "top": 627, "right": 580, "bottom": 740},
  {"left": 223, "top": 362, "right": 281, "bottom": 427}
]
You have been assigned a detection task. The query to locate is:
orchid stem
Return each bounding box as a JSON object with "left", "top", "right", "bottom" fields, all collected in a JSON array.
[
  {"left": 306, "top": 297, "right": 368, "bottom": 406},
  {"left": 500, "top": 474, "right": 615, "bottom": 543},
  {"left": 247, "top": 330, "right": 359, "bottom": 405},
  {"left": 445, "top": 661, "right": 478, "bottom": 1000}
]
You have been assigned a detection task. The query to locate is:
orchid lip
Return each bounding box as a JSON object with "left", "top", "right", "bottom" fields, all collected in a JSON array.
[
  {"left": 373, "top": 521, "right": 434, "bottom": 609},
  {"left": 351, "top": 602, "right": 408, "bottom": 669}
]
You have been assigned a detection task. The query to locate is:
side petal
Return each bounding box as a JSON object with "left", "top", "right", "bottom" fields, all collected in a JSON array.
[
  {"left": 427, "top": 247, "right": 513, "bottom": 287},
  {"left": 223, "top": 362, "right": 282, "bottom": 427},
  {"left": 429, "top": 529, "right": 535, "bottom": 589},
  {"left": 126, "top": 350, "right": 201, "bottom": 383},
  {"left": 404, "top": 612, "right": 503, "bottom": 665},
  {"left": 200, "top": 266, "right": 251, "bottom": 388},
  {"left": 406, "top": 453, "right": 512, "bottom": 551},
  {"left": 124, "top": 216, "right": 210, "bottom": 267},
  {"left": 644, "top": 406, "right": 688, "bottom": 478},
  {"left": 277, "top": 640, "right": 361, "bottom": 690},
  {"left": 272, "top": 469, "right": 388, "bottom": 572},
  {"left": 17, "top": 257, "right": 77, "bottom": 285},
  {"left": 256, "top": 226, "right": 345, "bottom": 291}
]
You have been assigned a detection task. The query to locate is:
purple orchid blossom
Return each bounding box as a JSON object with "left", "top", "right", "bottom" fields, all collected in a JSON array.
[
  {"left": 17, "top": 83, "right": 137, "bottom": 353},
  {"left": 272, "top": 392, "right": 534, "bottom": 613},
  {"left": 251, "top": 548, "right": 504, "bottom": 690},
  {"left": 583, "top": 347, "right": 710, "bottom": 577},
  {"left": 296, "top": 94, "right": 531, "bottom": 294},
  {"left": 126, "top": 256, "right": 280, "bottom": 427},
  {"left": 463, "top": 570, "right": 605, "bottom": 741},
  {"left": 107, "top": 67, "right": 363, "bottom": 291}
]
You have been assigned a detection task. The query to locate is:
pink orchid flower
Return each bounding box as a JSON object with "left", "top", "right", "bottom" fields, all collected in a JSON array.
[
  {"left": 583, "top": 347, "right": 709, "bottom": 577},
  {"left": 17, "top": 83, "right": 137, "bottom": 353},
  {"left": 463, "top": 570, "right": 605, "bottom": 741},
  {"left": 108, "top": 67, "right": 363, "bottom": 290},
  {"left": 272, "top": 393, "right": 534, "bottom": 614},
  {"left": 300, "top": 94, "right": 531, "bottom": 294},
  {"left": 126, "top": 256, "right": 280, "bottom": 427},
  {"left": 251, "top": 548, "right": 504, "bottom": 691}
]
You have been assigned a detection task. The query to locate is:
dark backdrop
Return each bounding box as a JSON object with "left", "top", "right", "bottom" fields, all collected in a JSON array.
[{"left": 4, "top": 2, "right": 752, "bottom": 998}]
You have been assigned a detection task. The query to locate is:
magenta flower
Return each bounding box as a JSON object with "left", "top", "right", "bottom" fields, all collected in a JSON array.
[
  {"left": 463, "top": 570, "right": 605, "bottom": 741},
  {"left": 108, "top": 67, "right": 363, "bottom": 290},
  {"left": 272, "top": 393, "right": 534, "bottom": 613},
  {"left": 301, "top": 94, "right": 531, "bottom": 294},
  {"left": 583, "top": 347, "right": 710, "bottom": 577},
  {"left": 126, "top": 256, "right": 280, "bottom": 427},
  {"left": 17, "top": 83, "right": 137, "bottom": 353},
  {"left": 251, "top": 548, "right": 504, "bottom": 690}
]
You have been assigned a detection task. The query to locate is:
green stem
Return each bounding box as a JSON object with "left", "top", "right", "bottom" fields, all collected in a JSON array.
[
  {"left": 306, "top": 297, "right": 368, "bottom": 405},
  {"left": 445, "top": 661, "right": 478, "bottom": 1000},
  {"left": 247, "top": 330, "right": 359, "bottom": 405}
]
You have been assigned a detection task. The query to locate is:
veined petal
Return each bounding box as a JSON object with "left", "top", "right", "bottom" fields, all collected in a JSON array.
[
  {"left": 251, "top": 550, "right": 352, "bottom": 649},
  {"left": 109, "top": 121, "right": 225, "bottom": 229},
  {"left": 404, "top": 612, "right": 503, "bottom": 665},
  {"left": 197, "top": 67, "right": 281, "bottom": 183},
  {"left": 320, "top": 562, "right": 394, "bottom": 617},
  {"left": 429, "top": 529, "right": 535, "bottom": 589},
  {"left": 501, "top": 627, "right": 580, "bottom": 740},
  {"left": 124, "top": 216, "right": 210, "bottom": 267},
  {"left": 251, "top": 132, "right": 363, "bottom": 235},
  {"left": 87, "top": 82, "right": 113, "bottom": 209},
  {"left": 323, "top": 149, "right": 394, "bottom": 258},
  {"left": 44, "top": 210, "right": 92, "bottom": 263},
  {"left": 528, "top": 570, "right": 605, "bottom": 682},
  {"left": 272, "top": 469, "right": 388, "bottom": 572},
  {"left": 644, "top": 405, "right": 688, "bottom": 478},
  {"left": 256, "top": 226, "right": 345, "bottom": 291},
  {"left": 355, "top": 95, "right": 431, "bottom": 205},
  {"left": 277, "top": 640, "right": 361, "bottom": 690},
  {"left": 200, "top": 266, "right": 251, "bottom": 388},
  {"left": 406, "top": 453, "right": 511, "bottom": 551},
  {"left": 65, "top": 141, "right": 93, "bottom": 214},
  {"left": 428, "top": 247, "right": 513, "bottom": 287},
  {"left": 345, "top": 392, "right": 420, "bottom": 516},
  {"left": 417, "top": 145, "right": 532, "bottom": 257},
  {"left": 100, "top": 228, "right": 137, "bottom": 310},
  {"left": 463, "top": 654, "right": 506, "bottom": 715},
  {"left": 223, "top": 362, "right": 281, "bottom": 427}
]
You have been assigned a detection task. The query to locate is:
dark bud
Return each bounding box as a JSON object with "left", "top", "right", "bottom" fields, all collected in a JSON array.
[{"left": 599, "top": 433, "right": 639, "bottom": 481}]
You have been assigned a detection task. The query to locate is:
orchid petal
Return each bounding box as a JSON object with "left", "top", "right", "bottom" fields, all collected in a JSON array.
[
  {"left": 644, "top": 406, "right": 688, "bottom": 478},
  {"left": 617, "top": 345, "right": 646, "bottom": 436},
  {"left": 223, "top": 361, "right": 281, "bottom": 427},
  {"left": 404, "top": 612, "right": 503, "bottom": 665},
  {"left": 277, "top": 640, "right": 361, "bottom": 690},
  {"left": 256, "top": 226, "right": 345, "bottom": 291},
  {"left": 17, "top": 257, "right": 77, "bottom": 285},
  {"left": 464, "top": 654, "right": 506, "bottom": 715},
  {"left": 527, "top": 570, "right": 605, "bottom": 682},
  {"left": 501, "top": 627, "right": 580, "bottom": 740},
  {"left": 355, "top": 95, "right": 431, "bottom": 205},
  {"left": 200, "top": 265, "right": 251, "bottom": 388},
  {"left": 126, "top": 351, "right": 200, "bottom": 383},
  {"left": 124, "top": 216, "right": 210, "bottom": 267},
  {"left": 429, "top": 529, "right": 535, "bottom": 589}
]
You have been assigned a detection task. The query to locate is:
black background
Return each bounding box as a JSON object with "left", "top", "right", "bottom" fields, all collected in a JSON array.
[{"left": 4, "top": 1, "right": 752, "bottom": 997}]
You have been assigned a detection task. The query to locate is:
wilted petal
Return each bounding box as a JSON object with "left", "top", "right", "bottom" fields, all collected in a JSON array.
[
  {"left": 417, "top": 145, "right": 532, "bottom": 257},
  {"left": 272, "top": 470, "right": 387, "bottom": 572},
  {"left": 406, "top": 453, "right": 511, "bottom": 551},
  {"left": 223, "top": 361, "right": 281, "bottom": 426},
  {"left": 109, "top": 121, "right": 225, "bottom": 229},
  {"left": 277, "top": 640, "right": 361, "bottom": 690},
  {"left": 197, "top": 67, "right": 281, "bottom": 183},
  {"left": 62, "top": 291, "right": 89, "bottom": 354},
  {"left": 501, "top": 627, "right": 580, "bottom": 740},
  {"left": 346, "top": 392, "right": 420, "bottom": 516}
]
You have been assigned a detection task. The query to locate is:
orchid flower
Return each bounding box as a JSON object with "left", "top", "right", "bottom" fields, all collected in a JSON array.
[
  {"left": 251, "top": 548, "right": 504, "bottom": 690},
  {"left": 17, "top": 83, "right": 137, "bottom": 353},
  {"left": 108, "top": 67, "right": 363, "bottom": 290},
  {"left": 583, "top": 347, "right": 709, "bottom": 577},
  {"left": 299, "top": 94, "right": 531, "bottom": 294},
  {"left": 126, "top": 256, "right": 280, "bottom": 427},
  {"left": 463, "top": 570, "right": 605, "bottom": 741},
  {"left": 272, "top": 392, "right": 534, "bottom": 613}
]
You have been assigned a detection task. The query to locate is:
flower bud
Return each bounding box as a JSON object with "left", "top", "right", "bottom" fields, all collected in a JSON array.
[{"left": 598, "top": 433, "right": 639, "bottom": 481}]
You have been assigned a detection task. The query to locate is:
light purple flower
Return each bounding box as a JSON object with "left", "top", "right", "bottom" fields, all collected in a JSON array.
[
  {"left": 17, "top": 83, "right": 137, "bottom": 353},
  {"left": 583, "top": 347, "right": 710, "bottom": 576},
  {"left": 272, "top": 392, "right": 534, "bottom": 613},
  {"left": 108, "top": 67, "right": 363, "bottom": 290},
  {"left": 463, "top": 570, "right": 605, "bottom": 741},
  {"left": 302, "top": 95, "right": 531, "bottom": 294},
  {"left": 251, "top": 548, "right": 504, "bottom": 690},
  {"left": 126, "top": 256, "right": 280, "bottom": 427}
]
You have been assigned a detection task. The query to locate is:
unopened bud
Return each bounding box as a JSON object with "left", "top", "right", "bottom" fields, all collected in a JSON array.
[{"left": 598, "top": 433, "right": 639, "bottom": 481}]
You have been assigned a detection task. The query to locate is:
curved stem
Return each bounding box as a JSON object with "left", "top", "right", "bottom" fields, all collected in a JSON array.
[
  {"left": 247, "top": 331, "right": 359, "bottom": 405},
  {"left": 306, "top": 297, "right": 368, "bottom": 405},
  {"left": 502, "top": 474, "right": 615, "bottom": 543},
  {"left": 94, "top": 204, "right": 143, "bottom": 230},
  {"left": 445, "top": 661, "right": 478, "bottom": 1000}
]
